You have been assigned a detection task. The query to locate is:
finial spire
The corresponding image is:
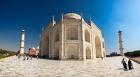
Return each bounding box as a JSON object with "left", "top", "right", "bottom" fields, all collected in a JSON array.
[
  {"left": 89, "top": 16, "right": 92, "bottom": 22},
  {"left": 80, "top": 13, "right": 83, "bottom": 21},
  {"left": 61, "top": 13, "right": 64, "bottom": 22},
  {"left": 89, "top": 16, "right": 92, "bottom": 25},
  {"left": 52, "top": 15, "right": 55, "bottom": 22},
  {"left": 52, "top": 15, "right": 56, "bottom": 26}
]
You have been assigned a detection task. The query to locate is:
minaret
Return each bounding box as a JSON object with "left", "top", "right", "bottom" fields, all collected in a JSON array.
[
  {"left": 118, "top": 30, "right": 124, "bottom": 56},
  {"left": 52, "top": 16, "right": 56, "bottom": 26},
  {"left": 61, "top": 13, "right": 64, "bottom": 22},
  {"left": 20, "top": 30, "right": 25, "bottom": 54}
]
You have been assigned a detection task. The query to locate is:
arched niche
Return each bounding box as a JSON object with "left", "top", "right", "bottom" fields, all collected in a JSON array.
[
  {"left": 54, "top": 48, "right": 59, "bottom": 59},
  {"left": 66, "top": 27, "right": 78, "bottom": 40},
  {"left": 66, "top": 45, "right": 78, "bottom": 59},
  {"left": 54, "top": 33, "right": 59, "bottom": 42},
  {"left": 43, "top": 35, "right": 49, "bottom": 58},
  {"left": 85, "top": 30, "right": 90, "bottom": 42},
  {"left": 86, "top": 47, "right": 91, "bottom": 59},
  {"left": 95, "top": 36, "right": 102, "bottom": 58}
]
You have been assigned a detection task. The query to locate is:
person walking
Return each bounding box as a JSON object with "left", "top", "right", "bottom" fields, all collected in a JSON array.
[
  {"left": 121, "top": 58, "right": 128, "bottom": 70},
  {"left": 23, "top": 54, "right": 26, "bottom": 60},
  {"left": 128, "top": 59, "right": 134, "bottom": 70}
]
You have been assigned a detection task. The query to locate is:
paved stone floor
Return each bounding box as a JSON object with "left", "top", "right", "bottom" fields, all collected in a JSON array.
[{"left": 0, "top": 56, "right": 140, "bottom": 77}]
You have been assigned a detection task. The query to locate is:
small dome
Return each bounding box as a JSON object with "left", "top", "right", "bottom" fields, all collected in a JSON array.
[
  {"left": 32, "top": 47, "right": 35, "bottom": 50},
  {"left": 21, "top": 30, "right": 25, "bottom": 32},
  {"left": 36, "top": 46, "right": 39, "bottom": 49},
  {"left": 64, "top": 13, "right": 82, "bottom": 20}
]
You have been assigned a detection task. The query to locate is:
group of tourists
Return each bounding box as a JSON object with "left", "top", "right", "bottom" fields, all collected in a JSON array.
[
  {"left": 16, "top": 51, "right": 33, "bottom": 60},
  {"left": 16, "top": 47, "right": 39, "bottom": 60},
  {"left": 121, "top": 58, "right": 134, "bottom": 70}
]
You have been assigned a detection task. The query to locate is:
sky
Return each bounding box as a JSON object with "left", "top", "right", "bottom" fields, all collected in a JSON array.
[{"left": 0, "top": 0, "right": 140, "bottom": 54}]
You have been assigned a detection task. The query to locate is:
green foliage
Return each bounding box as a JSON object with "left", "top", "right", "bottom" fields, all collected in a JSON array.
[
  {"left": 0, "top": 49, "right": 7, "bottom": 54},
  {"left": 125, "top": 50, "right": 140, "bottom": 57},
  {"left": 0, "top": 48, "right": 16, "bottom": 59},
  {"left": 0, "top": 54, "right": 6, "bottom": 59}
]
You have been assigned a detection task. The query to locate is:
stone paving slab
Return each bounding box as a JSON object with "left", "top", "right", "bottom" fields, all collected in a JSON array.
[{"left": 0, "top": 56, "right": 140, "bottom": 77}]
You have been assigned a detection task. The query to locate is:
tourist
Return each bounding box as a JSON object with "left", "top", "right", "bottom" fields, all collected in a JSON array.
[
  {"left": 16, "top": 50, "right": 21, "bottom": 59},
  {"left": 121, "top": 58, "right": 127, "bottom": 70},
  {"left": 17, "top": 54, "right": 21, "bottom": 59},
  {"left": 128, "top": 59, "right": 134, "bottom": 70},
  {"left": 30, "top": 55, "right": 33, "bottom": 60},
  {"left": 23, "top": 54, "right": 26, "bottom": 60},
  {"left": 27, "top": 54, "right": 29, "bottom": 60}
]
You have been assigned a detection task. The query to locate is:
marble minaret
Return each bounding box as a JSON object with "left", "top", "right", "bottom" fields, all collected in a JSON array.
[
  {"left": 118, "top": 30, "right": 124, "bottom": 56},
  {"left": 20, "top": 30, "right": 25, "bottom": 54}
]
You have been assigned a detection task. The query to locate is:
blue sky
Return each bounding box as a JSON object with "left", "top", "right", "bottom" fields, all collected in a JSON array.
[{"left": 0, "top": 0, "right": 140, "bottom": 54}]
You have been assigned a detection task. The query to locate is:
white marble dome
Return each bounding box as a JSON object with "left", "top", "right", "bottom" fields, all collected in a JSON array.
[
  {"left": 32, "top": 47, "right": 35, "bottom": 50},
  {"left": 64, "top": 13, "right": 82, "bottom": 20},
  {"left": 36, "top": 46, "right": 39, "bottom": 49}
]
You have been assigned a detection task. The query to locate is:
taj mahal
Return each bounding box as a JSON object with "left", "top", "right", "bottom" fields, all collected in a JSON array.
[{"left": 39, "top": 13, "right": 106, "bottom": 60}]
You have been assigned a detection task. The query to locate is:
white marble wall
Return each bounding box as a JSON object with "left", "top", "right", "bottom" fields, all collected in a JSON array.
[{"left": 40, "top": 13, "right": 105, "bottom": 60}]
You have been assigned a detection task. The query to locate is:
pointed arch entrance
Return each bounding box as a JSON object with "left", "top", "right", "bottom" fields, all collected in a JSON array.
[
  {"left": 95, "top": 36, "right": 102, "bottom": 58},
  {"left": 43, "top": 36, "right": 49, "bottom": 58},
  {"left": 66, "top": 27, "right": 78, "bottom": 40},
  {"left": 86, "top": 47, "right": 91, "bottom": 59},
  {"left": 54, "top": 48, "right": 59, "bottom": 59},
  {"left": 85, "top": 30, "right": 90, "bottom": 42}
]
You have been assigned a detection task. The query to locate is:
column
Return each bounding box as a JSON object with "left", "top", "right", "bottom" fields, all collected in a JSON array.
[{"left": 59, "top": 13, "right": 64, "bottom": 60}]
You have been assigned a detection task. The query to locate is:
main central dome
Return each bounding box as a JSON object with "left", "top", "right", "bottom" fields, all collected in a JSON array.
[{"left": 64, "top": 13, "right": 81, "bottom": 20}]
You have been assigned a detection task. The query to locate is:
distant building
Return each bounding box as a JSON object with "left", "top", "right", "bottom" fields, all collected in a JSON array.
[{"left": 39, "top": 13, "right": 106, "bottom": 60}]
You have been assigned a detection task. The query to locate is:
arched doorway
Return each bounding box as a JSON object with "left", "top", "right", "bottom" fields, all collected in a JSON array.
[
  {"left": 86, "top": 47, "right": 91, "bottom": 59},
  {"left": 54, "top": 33, "right": 59, "bottom": 42},
  {"left": 85, "top": 30, "right": 90, "bottom": 42},
  {"left": 66, "top": 27, "right": 78, "bottom": 40},
  {"left": 95, "top": 36, "right": 102, "bottom": 58},
  {"left": 66, "top": 45, "right": 78, "bottom": 59},
  {"left": 43, "top": 36, "right": 49, "bottom": 58},
  {"left": 54, "top": 48, "right": 59, "bottom": 59}
]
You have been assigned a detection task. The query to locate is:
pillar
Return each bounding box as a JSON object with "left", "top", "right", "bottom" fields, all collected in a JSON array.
[
  {"left": 80, "top": 13, "right": 86, "bottom": 60},
  {"left": 59, "top": 13, "right": 64, "bottom": 60}
]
